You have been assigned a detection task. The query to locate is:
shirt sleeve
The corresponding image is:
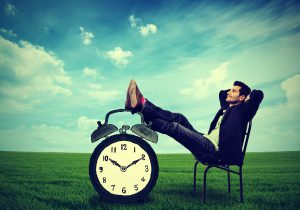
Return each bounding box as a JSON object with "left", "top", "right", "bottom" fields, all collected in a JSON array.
[
  {"left": 219, "top": 89, "right": 230, "bottom": 108},
  {"left": 243, "top": 89, "right": 264, "bottom": 120}
]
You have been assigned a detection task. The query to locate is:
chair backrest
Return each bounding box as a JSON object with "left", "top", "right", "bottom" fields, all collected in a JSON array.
[{"left": 241, "top": 120, "right": 252, "bottom": 162}]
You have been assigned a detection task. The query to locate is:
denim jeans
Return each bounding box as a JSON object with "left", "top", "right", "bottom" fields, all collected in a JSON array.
[{"left": 141, "top": 100, "right": 218, "bottom": 161}]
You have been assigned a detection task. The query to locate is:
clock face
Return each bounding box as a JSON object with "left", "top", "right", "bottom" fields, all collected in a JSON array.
[
  {"left": 89, "top": 134, "right": 159, "bottom": 202},
  {"left": 96, "top": 140, "right": 152, "bottom": 196}
]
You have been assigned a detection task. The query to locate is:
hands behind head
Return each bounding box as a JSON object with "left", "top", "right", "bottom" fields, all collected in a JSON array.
[{"left": 244, "top": 94, "right": 250, "bottom": 103}]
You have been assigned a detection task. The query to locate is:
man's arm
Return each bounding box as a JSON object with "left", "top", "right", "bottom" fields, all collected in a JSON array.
[
  {"left": 219, "top": 89, "right": 230, "bottom": 108},
  {"left": 243, "top": 89, "right": 264, "bottom": 120}
]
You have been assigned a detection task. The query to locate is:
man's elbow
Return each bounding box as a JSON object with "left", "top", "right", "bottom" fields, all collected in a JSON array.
[{"left": 251, "top": 90, "right": 264, "bottom": 103}]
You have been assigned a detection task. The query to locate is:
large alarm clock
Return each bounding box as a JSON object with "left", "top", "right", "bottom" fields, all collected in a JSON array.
[{"left": 89, "top": 109, "right": 159, "bottom": 202}]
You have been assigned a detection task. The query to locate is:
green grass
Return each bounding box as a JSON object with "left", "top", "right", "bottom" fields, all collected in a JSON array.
[{"left": 0, "top": 151, "right": 299, "bottom": 209}]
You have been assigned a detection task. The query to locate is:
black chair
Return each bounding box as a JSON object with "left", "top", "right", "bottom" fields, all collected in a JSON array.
[{"left": 193, "top": 121, "right": 252, "bottom": 203}]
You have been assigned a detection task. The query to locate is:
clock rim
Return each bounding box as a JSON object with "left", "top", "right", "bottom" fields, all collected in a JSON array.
[{"left": 89, "top": 133, "right": 159, "bottom": 202}]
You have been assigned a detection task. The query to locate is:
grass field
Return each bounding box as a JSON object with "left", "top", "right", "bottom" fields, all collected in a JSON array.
[{"left": 0, "top": 151, "right": 299, "bottom": 210}]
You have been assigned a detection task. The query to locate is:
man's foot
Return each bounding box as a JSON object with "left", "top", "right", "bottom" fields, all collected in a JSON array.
[
  {"left": 125, "top": 79, "right": 144, "bottom": 110},
  {"left": 125, "top": 92, "right": 131, "bottom": 110}
]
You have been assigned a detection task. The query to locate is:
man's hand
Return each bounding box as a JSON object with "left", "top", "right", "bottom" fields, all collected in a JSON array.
[{"left": 245, "top": 94, "right": 250, "bottom": 103}]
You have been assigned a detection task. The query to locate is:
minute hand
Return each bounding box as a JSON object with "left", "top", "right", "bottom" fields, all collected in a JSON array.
[{"left": 126, "top": 157, "right": 143, "bottom": 169}]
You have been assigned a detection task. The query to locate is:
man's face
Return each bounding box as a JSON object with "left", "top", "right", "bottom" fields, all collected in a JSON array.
[{"left": 226, "top": 86, "right": 245, "bottom": 104}]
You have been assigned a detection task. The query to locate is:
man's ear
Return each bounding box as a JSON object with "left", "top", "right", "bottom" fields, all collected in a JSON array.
[{"left": 239, "top": 95, "right": 246, "bottom": 101}]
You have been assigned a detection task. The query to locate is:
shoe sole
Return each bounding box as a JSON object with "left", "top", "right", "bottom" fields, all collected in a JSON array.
[{"left": 129, "top": 85, "right": 138, "bottom": 108}]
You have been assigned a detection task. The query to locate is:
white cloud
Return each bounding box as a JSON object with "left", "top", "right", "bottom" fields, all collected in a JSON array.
[
  {"left": 43, "top": 27, "right": 49, "bottom": 34},
  {"left": 281, "top": 74, "right": 300, "bottom": 106},
  {"left": 214, "top": 2, "right": 300, "bottom": 43},
  {"left": 249, "top": 74, "right": 300, "bottom": 152},
  {"left": 179, "top": 62, "right": 230, "bottom": 99},
  {"left": 140, "top": 24, "right": 157, "bottom": 36},
  {"left": 83, "top": 67, "right": 97, "bottom": 78},
  {"left": 83, "top": 84, "right": 120, "bottom": 101},
  {"left": 0, "top": 115, "right": 146, "bottom": 152},
  {"left": 0, "top": 121, "right": 189, "bottom": 153},
  {"left": 5, "top": 3, "right": 17, "bottom": 16},
  {"left": 0, "top": 115, "right": 106, "bottom": 152},
  {"left": 129, "top": 15, "right": 142, "bottom": 28},
  {"left": 0, "top": 123, "right": 92, "bottom": 152},
  {"left": 0, "top": 36, "right": 72, "bottom": 112},
  {"left": 129, "top": 15, "right": 158, "bottom": 37},
  {"left": 82, "top": 67, "right": 105, "bottom": 79},
  {"left": 105, "top": 47, "right": 133, "bottom": 67},
  {"left": 0, "top": 99, "right": 41, "bottom": 112},
  {"left": 77, "top": 116, "right": 99, "bottom": 133},
  {"left": 79, "top": 27, "right": 94, "bottom": 45},
  {"left": 0, "top": 28, "right": 17, "bottom": 37}
]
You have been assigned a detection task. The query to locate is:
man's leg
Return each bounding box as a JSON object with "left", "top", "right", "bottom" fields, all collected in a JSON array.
[
  {"left": 125, "top": 79, "right": 199, "bottom": 133},
  {"left": 150, "top": 118, "right": 217, "bottom": 160},
  {"left": 124, "top": 79, "right": 216, "bottom": 160},
  {"left": 141, "top": 100, "right": 200, "bottom": 134}
]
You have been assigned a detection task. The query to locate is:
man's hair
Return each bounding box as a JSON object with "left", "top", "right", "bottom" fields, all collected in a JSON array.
[{"left": 234, "top": 81, "right": 251, "bottom": 97}]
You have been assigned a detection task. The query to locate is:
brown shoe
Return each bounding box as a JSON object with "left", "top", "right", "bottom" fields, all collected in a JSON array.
[
  {"left": 125, "top": 79, "right": 143, "bottom": 109},
  {"left": 125, "top": 92, "right": 131, "bottom": 110}
]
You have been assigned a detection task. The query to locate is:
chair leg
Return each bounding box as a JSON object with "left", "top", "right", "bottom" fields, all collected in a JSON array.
[
  {"left": 203, "top": 170, "right": 207, "bottom": 203},
  {"left": 239, "top": 166, "right": 244, "bottom": 202},
  {"left": 203, "top": 166, "right": 211, "bottom": 204},
  {"left": 227, "top": 165, "right": 231, "bottom": 193},
  {"left": 193, "top": 161, "right": 199, "bottom": 195}
]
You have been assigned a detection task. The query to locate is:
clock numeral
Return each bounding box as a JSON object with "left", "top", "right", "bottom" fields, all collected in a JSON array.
[
  {"left": 99, "top": 166, "right": 103, "bottom": 173},
  {"left": 134, "top": 147, "right": 136, "bottom": 153},
  {"left": 122, "top": 187, "right": 126, "bottom": 194},
  {"left": 103, "top": 177, "right": 106, "bottom": 183},
  {"left": 103, "top": 155, "right": 109, "bottom": 161},
  {"left": 142, "top": 154, "right": 145, "bottom": 160},
  {"left": 145, "top": 165, "right": 149, "bottom": 172},
  {"left": 141, "top": 177, "right": 145, "bottom": 182},
  {"left": 134, "top": 184, "right": 138, "bottom": 191},
  {"left": 121, "top": 144, "right": 127, "bottom": 150},
  {"left": 111, "top": 185, "right": 115, "bottom": 191},
  {"left": 111, "top": 147, "right": 116, "bottom": 153}
]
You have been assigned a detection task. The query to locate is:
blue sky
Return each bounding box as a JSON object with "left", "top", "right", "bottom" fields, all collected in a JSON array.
[{"left": 0, "top": 0, "right": 299, "bottom": 153}]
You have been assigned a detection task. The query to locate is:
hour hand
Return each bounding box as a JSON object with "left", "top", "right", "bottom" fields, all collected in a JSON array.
[{"left": 109, "top": 158, "right": 122, "bottom": 168}]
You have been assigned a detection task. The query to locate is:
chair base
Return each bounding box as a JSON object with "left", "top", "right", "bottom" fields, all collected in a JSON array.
[{"left": 193, "top": 161, "right": 244, "bottom": 203}]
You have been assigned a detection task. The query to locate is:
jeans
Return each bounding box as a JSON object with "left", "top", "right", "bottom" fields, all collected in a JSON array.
[{"left": 141, "top": 100, "right": 218, "bottom": 161}]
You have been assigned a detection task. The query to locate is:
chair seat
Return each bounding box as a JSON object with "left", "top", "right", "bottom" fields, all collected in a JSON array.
[
  {"left": 195, "top": 153, "right": 219, "bottom": 164},
  {"left": 193, "top": 121, "right": 252, "bottom": 203}
]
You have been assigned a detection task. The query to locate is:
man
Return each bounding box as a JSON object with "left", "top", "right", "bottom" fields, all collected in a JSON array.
[{"left": 125, "top": 79, "right": 264, "bottom": 165}]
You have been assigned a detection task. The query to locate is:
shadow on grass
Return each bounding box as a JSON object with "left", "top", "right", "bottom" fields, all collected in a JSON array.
[
  {"left": 12, "top": 179, "right": 72, "bottom": 186},
  {"left": 89, "top": 193, "right": 155, "bottom": 208},
  {"left": 35, "top": 196, "right": 85, "bottom": 209},
  {"left": 199, "top": 189, "right": 239, "bottom": 204},
  {"left": 159, "top": 183, "right": 242, "bottom": 205},
  {"left": 34, "top": 181, "right": 244, "bottom": 209}
]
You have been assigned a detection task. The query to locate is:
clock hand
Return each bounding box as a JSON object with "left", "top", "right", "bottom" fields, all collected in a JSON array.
[
  {"left": 126, "top": 157, "right": 144, "bottom": 169},
  {"left": 109, "top": 158, "right": 122, "bottom": 168}
]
